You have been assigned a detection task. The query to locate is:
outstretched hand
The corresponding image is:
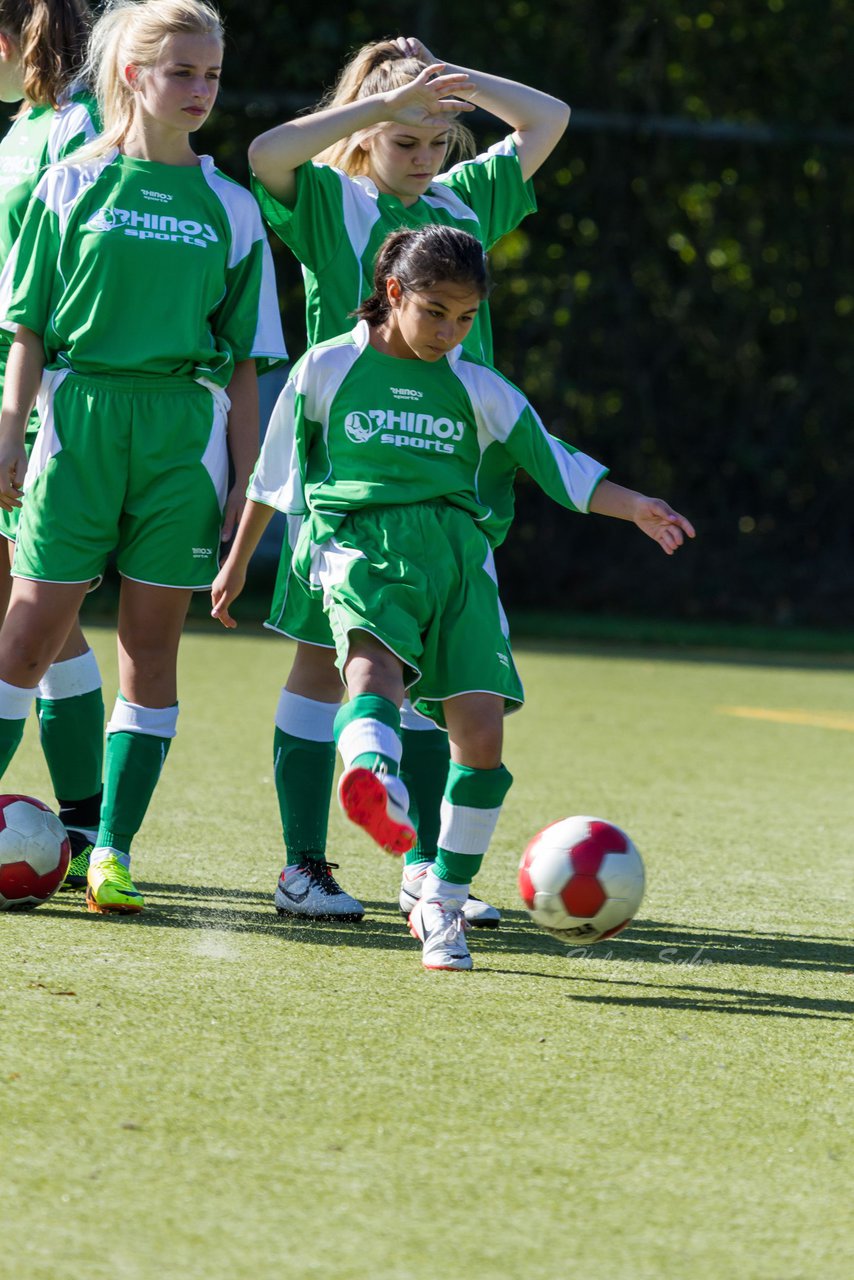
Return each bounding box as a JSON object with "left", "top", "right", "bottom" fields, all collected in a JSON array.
[
  {"left": 634, "top": 497, "right": 696, "bottom": 555},
  {"left": 385, "top": 63, "right": 476, "bottom": 130}
]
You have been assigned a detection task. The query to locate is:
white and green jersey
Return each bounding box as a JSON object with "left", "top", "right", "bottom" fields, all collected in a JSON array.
[
  {"left": 252, "top": 136, "right": 535, "bottom": 360},
  {"left": 0, "top": 88, "right": 98, "bottom": 349},
  {"left": 1, "top": 151, "right": 286, "bottom": 385},
  {"left": 248, "top": 320, "right": 608, "bottom": 551}
]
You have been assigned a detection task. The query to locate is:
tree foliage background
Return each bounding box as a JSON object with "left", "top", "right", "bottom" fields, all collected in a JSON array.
[{"left": 92, "top": 3, "right": 854, "bottom": 624}]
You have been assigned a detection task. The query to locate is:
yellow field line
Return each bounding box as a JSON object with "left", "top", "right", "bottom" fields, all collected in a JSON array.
[{"left": 719, "top": 706, "right": 854, "bottom": 732}]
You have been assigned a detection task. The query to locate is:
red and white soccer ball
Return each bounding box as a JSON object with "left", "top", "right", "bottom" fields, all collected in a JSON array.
[
  {"left": 518, "top": 815, "right": 645, "bottom": 945},
  {"left": 0, "top": 794, "right": 71, "bottom": 911}
]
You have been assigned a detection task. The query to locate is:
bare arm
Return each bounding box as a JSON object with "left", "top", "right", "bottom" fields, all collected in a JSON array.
[
  {"left": 210, "top": 498, "right": 276, "bottom": 629},
  {"left": 397, "top": 38, "right": 570, "bottom": 181},
  {"left": 0, "top": 326, "right": 44, "bottom": 511},
  {"left": 248, "top": 64, "right": 476, "bottom": 205},
  {"left": 221, "top": 358, "right": 259, "bottom": 544},
  {"left": 589, "top": 479, "right": 696, "bottom": 556}
]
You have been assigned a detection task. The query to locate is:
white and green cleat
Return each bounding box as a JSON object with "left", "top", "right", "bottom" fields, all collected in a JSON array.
[{"left": 86, "top": 854, "right": 144, "bottom": 914}]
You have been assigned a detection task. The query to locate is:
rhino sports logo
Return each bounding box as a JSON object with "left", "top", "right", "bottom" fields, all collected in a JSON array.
[
  {"left": 344, "top": 411, "right": 383, "bottom": 444},
  {"left": 85, "top": 205, "right": 218, "bottom": 248},
  {"left": 343, "top": 408, "right": 465, "bottom": 455}
]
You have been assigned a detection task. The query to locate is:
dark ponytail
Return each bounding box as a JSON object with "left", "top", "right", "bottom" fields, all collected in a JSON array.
[
  {"left": 357, "top": 224, "right": 489, "bottom": 325},
  {"left": 0, "top": 0, "right": 92, "bottom": 109}
]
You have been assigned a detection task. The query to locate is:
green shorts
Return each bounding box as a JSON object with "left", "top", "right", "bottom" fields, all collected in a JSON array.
[
  {"left": 265, "top": 515, "right": 335, "bottom": 648},
  {"left": 13, "top": 370, "right": 228, "bottom": 589},
  {"left": 0, "top": 342, "right": 40, "bottom": 544},
  {"left": 298, "top": 502, "right": 524, "bottom": 727}
]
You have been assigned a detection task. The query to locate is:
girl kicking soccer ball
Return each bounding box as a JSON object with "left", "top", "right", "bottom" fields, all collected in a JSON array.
[{"left": 211, "top": 224, "right": 694, "bottom": 970}]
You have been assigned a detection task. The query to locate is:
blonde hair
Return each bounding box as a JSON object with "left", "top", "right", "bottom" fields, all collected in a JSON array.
[
  {"left": 73, "top": 0, "right": 222, "bottom": 161},
  {"left": 316, "top": 39, "right": 475, "bottom": 176},
  {"left": 0, "top": 0, "right": 91, "bottom": 110}
]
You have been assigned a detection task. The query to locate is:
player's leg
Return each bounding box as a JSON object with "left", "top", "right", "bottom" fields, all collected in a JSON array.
[
  {"left": 398, "top": 698, "right": 502, "bottom": 928},
  {"left": 399, "top": 698, "right": 448, "bottom": 856},
  {"left": 272, "top": 639, "right": 364, "bottom": 921},
  {"left": 334, "top": 629, "right": 415, "bottom": 855},
  {"left": 407, "top": 692, "right": 512, "bottom": 971},
  {"left": 85, "top": 377, "right": 224, "bottom": 914},
  {"left": 0, "top": 578, "right": 91, "bottom": 776},
  {"left": 0, "top": 483, "right": 104, "bottom": 886},
  {"left": 87, "top": 578, "right": 190, "bottom": 915},
  {"left": 38, "top": 617, "right": 104, "bottom": 888}
]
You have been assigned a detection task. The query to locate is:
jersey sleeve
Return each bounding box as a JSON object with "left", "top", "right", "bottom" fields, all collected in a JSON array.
[
  {"left": 48, "top": 99, "right": 99, "bottom": 165},
  {"left": 204, "top": 177, "right": 288, "bottom": 374},
  {"left": 251, "top": 162, "right": 346, "bottom": 272},
  {"left": 435, "top": 136, "right": 537, "bottom": 249},
  {"left": 247, "top": 355, "right": 315, "bottom": 514},
  {"left": 455, "top": 357, "right": 608, "bottom": 513},
  {"left": 0, "top": 177, "right": 60, "bottom": 335},
  {"left": 502, "top": 402, "right": 609, "bottom": 513}
]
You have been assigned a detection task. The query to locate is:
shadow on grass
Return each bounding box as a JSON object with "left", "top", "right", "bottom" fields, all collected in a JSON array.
[
  {"left": 562, "top": 976, "right": 852, "bottom": 1021},
  {"left": 596, "top": 918, "right": 854, "bottom": 976}
]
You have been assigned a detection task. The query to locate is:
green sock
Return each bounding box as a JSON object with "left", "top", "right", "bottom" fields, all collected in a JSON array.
[
  {"left": 274, "top": 726, "right": 335, "bottom": 866},
  {"left": 334, "top": 695, "right": 402, "bottom": 774},
  {"left": 97, "top": 731, "right": 171, "bottom": 858},
  {"left": 400, "top": 727, "right": 450, "bottom": 865},
  {"left": 0, "top": 716, "right": 26, "bottom": 777},
  {"left": 37, "top": 687, "right": 104, "bottom": 810},
  {"left": 435, "top": 762, "right": 514, "bottom": 885}
]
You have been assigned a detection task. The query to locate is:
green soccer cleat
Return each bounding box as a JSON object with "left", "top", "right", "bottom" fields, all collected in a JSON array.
[
  {"left": 60, "top": 828, "right": 96, "bottom": 890},
  {"left": 86, "top": 854, "right": 144, "bottom": 914}
]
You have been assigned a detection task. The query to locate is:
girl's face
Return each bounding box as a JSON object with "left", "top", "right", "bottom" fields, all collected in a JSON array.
[
  {"left": 361, "top": 123, "right": 449, "bottom": 205},
  {"left": 0, "top": 31, "right": 24, "bottom": 103},
  {"left": 383, "top": 278, "right": 482, "bottom": 360},
  {"left": 129, "top": 31, "right": 222, "bottom": 135}
]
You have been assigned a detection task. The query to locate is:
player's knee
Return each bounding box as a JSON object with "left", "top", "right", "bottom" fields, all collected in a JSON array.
[
  {"left": 455, "top": 725, "right": 503, "bottom": 770},
  {"left": 287, "top": 642, "right": 342, "bottom": 700}
]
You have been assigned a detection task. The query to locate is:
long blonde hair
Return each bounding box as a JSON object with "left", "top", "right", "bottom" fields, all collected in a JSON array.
[
  {"left": 73, "top": 0, "right": 222, "bottom": 161},
  {"left": 0, "top": 0, "right": 91, "bottom": 110},
  {"left": 316, "top": 39, "right": 475, "bottom": 176}
]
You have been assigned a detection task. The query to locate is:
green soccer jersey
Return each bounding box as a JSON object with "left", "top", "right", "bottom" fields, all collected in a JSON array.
[
  {"left": 1, "top": 151, "right": 287, "bottom": 385},
  {"left": 0, "top": 89, "right": 99, "bottom": 351},
  {"left": 252, "top": 136, "right": 535, "bottom": 361},
  {"left": 248, "top": 320, "right": 608, "bottom": 552}
]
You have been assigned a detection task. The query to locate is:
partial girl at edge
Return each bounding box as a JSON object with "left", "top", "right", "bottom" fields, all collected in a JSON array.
[{"left": 0, "top": 0, "right": 103, "bottom": 886}]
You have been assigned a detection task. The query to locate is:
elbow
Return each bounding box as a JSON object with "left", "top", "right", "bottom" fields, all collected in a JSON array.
[
  {"left": 247, "top": 135, "right": 266, "bottom": 177},
  {"left": 553, "top": 99, "right": 571, "bottom": 139}
]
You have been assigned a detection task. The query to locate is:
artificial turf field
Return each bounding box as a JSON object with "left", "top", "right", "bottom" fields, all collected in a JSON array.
[{"left": 2, "top": 624, "right": 851, "bottom": 1280}]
